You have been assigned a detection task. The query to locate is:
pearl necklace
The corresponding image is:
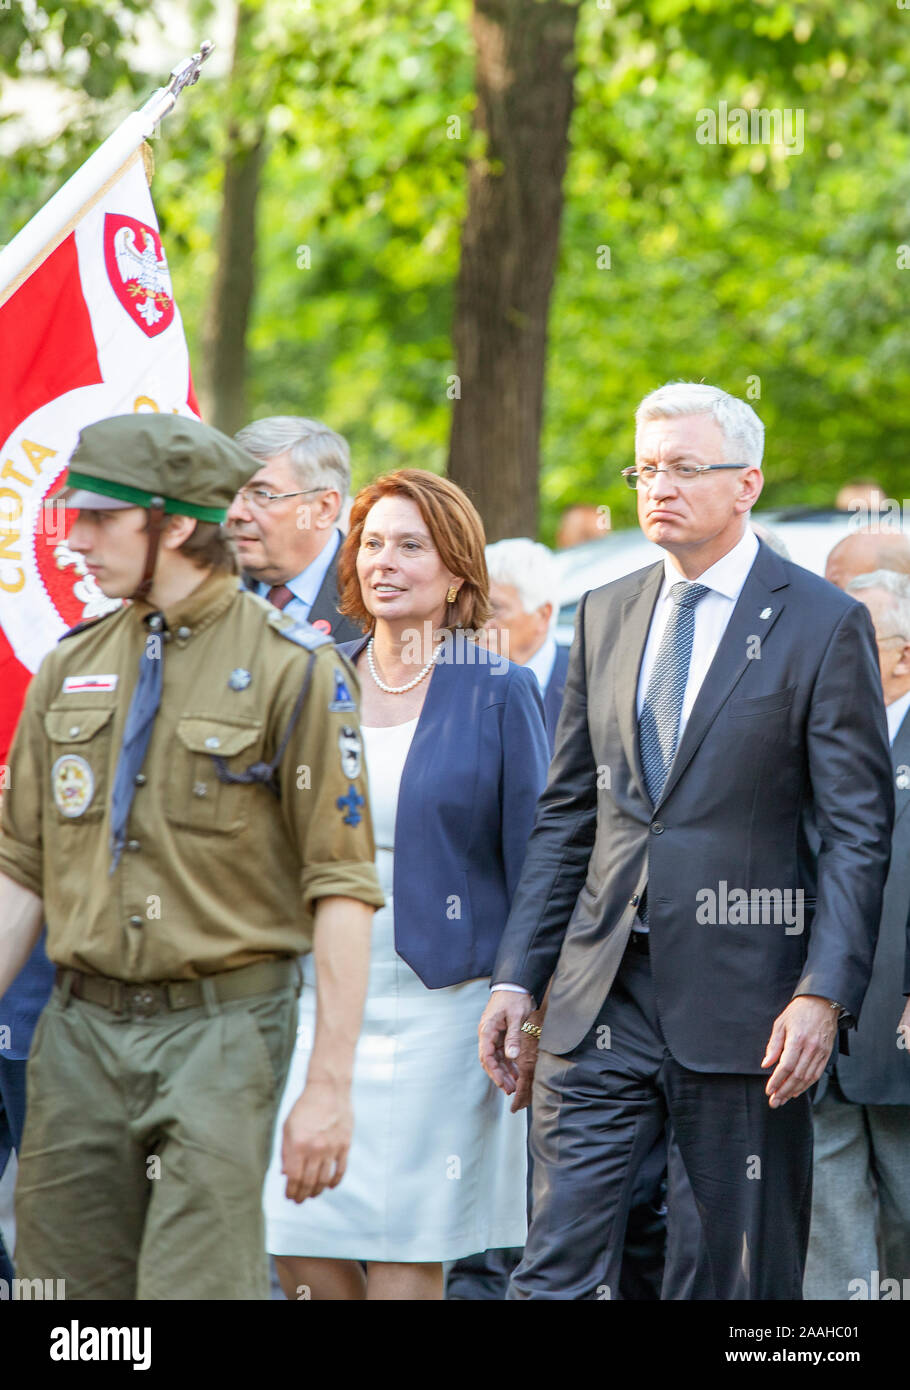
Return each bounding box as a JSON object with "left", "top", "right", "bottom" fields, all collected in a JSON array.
[{"left": 367, "top": 636, "right": 440, "bottom": 694}]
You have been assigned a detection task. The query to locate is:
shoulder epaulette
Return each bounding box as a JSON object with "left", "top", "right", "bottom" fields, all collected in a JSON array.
[
  {"left": 266, "top": 608, "right": 333, "bottom": 651},
  {"left": 58, "top": 608, "right": 123, "bottom": 643}
]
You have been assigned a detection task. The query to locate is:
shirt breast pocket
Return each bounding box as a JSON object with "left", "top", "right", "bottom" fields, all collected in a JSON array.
[
  {"left": 166, "top": 715, "right": 265, "bottom": 834},
  {"left": 44, "top": 706, "right": 116, "bottom": 823}
]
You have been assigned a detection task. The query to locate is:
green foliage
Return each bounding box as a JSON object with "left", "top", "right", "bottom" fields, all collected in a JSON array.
[{"left": 4, "top": 0, "right": 910, "bottom": 538}]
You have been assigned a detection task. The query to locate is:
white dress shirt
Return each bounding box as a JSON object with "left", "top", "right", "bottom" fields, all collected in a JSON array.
[
  {"left": 493, "top": 527, "right": 761, "bottom": 993},
  {"left": 255, "top": 528, "right": 342, "bottom": 625},
  {"left": 887, "top": 688, "right": 910, "bottom": 746},
  {"left": 636, "top": 527, "right": 759, "bottom": 737},
  {"left": 525, "top": 634, "right": 558, "bottom": 694}
]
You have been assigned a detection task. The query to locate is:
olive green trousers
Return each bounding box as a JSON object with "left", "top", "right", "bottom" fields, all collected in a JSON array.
[{"left": 14, "top": 980, "right": 298, "bottom": 1299}]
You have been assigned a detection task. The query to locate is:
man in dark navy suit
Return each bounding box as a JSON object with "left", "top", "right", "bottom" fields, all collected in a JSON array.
[
  {"left": 804, "top": 567, "right": 910, "bottom": 1298},
  {"left": 0, "top": 931, "right": 54, "bottom": 1282},
  {"left": 480, "top": 382, "right": 894, "bottom": 1300},
  {"left": 227, "top": 416, "right": 361, "bottom": 641}
]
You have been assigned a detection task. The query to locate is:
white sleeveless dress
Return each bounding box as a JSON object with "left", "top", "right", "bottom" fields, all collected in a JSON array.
[{"left": 263, "top": 718, "right": 528, "bottom": 1262}]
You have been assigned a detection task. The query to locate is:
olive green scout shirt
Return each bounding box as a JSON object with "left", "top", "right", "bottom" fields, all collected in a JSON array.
[{"left": 0, "top": 570, "right": 384, "bottom": 981}]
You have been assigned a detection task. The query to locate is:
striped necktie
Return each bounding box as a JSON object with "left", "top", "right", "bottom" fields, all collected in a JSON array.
[
  {"left": 638, "top": 581, "right": 710, "bottom": 805},
  {"left": 636, "top": 581, "right": 709, "bottom": 928}
]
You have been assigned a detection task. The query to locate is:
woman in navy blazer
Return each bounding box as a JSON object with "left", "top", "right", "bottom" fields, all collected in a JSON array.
[
  {"left": 338, "top": 626, "right": 548, "bottom": 988},
  {"left": 263, "top": 469, "right": 549, "bottom": 1301}
]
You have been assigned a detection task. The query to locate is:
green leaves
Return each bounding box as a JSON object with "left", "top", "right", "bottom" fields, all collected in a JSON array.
[{"left": 4, "top": 0, "right": 910, "bottom": 536}]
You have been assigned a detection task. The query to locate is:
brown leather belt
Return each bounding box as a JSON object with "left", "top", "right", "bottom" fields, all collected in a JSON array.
[{"left": 55, "top": 958, "right": 301, "bottom": 1018}]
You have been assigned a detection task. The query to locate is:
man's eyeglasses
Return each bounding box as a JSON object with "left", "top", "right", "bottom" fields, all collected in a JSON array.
[
  {"left": 621, "top": 464, "right": 748, "bottom": 491},
  {"left": 234, "top": 485, "right": 326, "bottom": 509}
]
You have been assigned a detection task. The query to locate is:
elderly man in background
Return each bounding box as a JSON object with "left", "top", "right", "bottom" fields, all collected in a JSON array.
[
  {"left": 447, "top": 538, "right": 567, "bottom": 1299},
  {"left": 481, "top": 539, "right": 569, "bottom": 750},
  {"left": 825, "top": 528, "right": 910, "bottom": 591},
  {"left": 803, "top": 568, "right": 910, "bottom": 1299},
  {"left": 226, "top": 416, "right": 361, "bottom": 642}
]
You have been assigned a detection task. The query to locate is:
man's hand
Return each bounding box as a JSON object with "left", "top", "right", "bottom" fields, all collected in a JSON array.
[
  {"left": 284, "top": 895, "right": 371, "bottom": 1203},
  {"left": 508, "top": 1009, "right": 545, "bottom": 1113},
  {"left": 281, "top": 1078, "right": 353, "bottom": 1203},
  {"left": 479, "top": 990, "right": 533, "bottom": 1096},
  {"left": 761, "top": 995, "right": 839, "bottom": 1108}
]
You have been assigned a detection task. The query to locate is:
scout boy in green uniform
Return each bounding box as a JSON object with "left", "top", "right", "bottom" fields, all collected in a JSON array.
[{"left": 0, "top": 413, "right": 383, "bottom": 1299}]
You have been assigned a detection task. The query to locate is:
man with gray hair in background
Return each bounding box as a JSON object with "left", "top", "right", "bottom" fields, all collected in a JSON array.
[
  {"left": 803, "top": 568, "right": 910, "bottom": 1298},
  {"left": 482, "top": 538, "right": 569, "bottom": 751},
  {"left": 226, "top": 416, "right": 361, "bottom": 642}
]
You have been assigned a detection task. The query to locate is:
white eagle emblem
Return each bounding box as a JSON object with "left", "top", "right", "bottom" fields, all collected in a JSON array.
[{"left": 113, "top": 225, "right": 173, "bottom": 327}]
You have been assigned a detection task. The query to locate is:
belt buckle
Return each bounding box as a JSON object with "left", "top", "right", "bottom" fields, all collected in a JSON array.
[{"left": 127, "top": 986, "right": 162, "bottom": 1018}]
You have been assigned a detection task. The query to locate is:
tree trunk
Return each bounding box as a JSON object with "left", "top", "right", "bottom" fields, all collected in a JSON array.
[
  {"left": 448, "top": 0, "right": 580, "bottom": 542},
  {"left": 198, "top": 2, "right": 266, "bottom": 436}
]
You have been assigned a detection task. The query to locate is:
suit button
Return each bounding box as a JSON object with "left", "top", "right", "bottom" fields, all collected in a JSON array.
[
  {"left": 134, "top": 773, "right": 147, "bottom": 786},
  {"left": 651, "top": 821, "right": 664, "bottom": 834},
  {"left": 630, "top": 894, "right": 640, "bottom": 906},
  {"left": 128, "top": 915, "right": 143, "bottom": 928},
  {"left": 127, "top": 839, "right": 141, "bottom": 853},
  {"left": 176, "top": 626, "right": 191, "bottom": 641}
]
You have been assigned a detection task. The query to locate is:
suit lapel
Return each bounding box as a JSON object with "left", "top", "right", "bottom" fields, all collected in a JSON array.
[
  {"left": 656, "top": 542, "right": 789, "bottom": 809},
  {"left": 307, "top": 543, "right": 340, "bottom": 628},
  {"left": 544, "top": 644, "right": 569, "bottom": 727},
  {"left": 891, "top": 710, "right": 910, "bottom": 825},
  {"left": 616, "top": 563, "right": 665, "bottom": 803}
]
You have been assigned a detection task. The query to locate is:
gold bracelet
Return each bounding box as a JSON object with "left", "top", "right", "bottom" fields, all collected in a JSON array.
[{"left": 520, "top": 1021, "right": 542, "bottom": 1039}]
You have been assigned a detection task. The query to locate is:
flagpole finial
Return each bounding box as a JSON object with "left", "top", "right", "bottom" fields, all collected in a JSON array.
[{"left": 165, "top": 41, "right": 215, "bottom": 101}]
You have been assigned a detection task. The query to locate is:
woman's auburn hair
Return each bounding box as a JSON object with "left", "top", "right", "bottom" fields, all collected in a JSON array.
[{"left": 338, "top": 469, "right": 491, "bottom": 633}]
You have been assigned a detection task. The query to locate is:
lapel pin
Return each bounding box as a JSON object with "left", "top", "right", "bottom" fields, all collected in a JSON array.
[{"left": 759, "top": 607, "right": 772, "bottom": 620}]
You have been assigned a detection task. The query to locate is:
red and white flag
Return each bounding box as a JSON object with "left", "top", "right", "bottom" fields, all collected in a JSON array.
[{"left": 0, "top": 145, "right": 199, "bottom": 764}]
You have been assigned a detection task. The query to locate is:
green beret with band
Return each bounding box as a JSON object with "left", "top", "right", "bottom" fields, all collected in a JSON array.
[{"left": 64, "top": 414, "right": 256, "bottom": 523}]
